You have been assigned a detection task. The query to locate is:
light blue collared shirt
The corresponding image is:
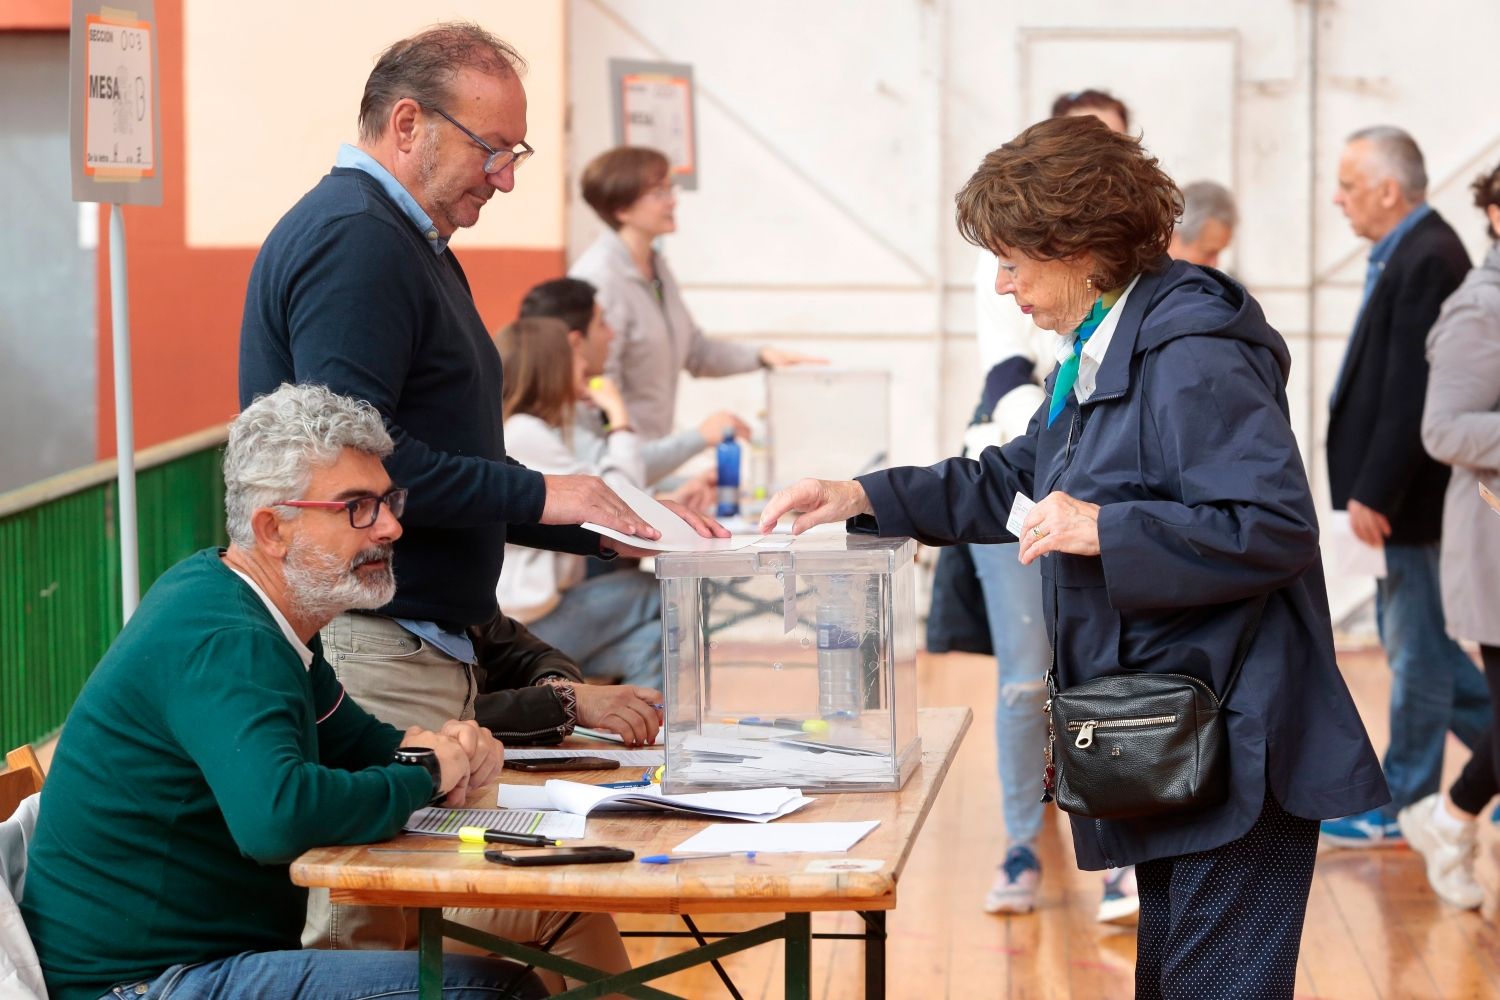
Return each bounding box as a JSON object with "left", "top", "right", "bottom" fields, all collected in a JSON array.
[
  {"left": 335, "top": 144, "right": 449, "bottom": 256},
  {"left": 1363, "top": 202, "right": 1431, "bottom": 306},
  {"left": 1331, "top": 202, "right": 1433, "bottom": 409},
  {"left": 335, "top": 146, "right": 474, "bottom": 663}
]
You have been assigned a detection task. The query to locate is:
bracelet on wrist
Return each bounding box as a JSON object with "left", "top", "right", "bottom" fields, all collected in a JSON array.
[{"left": 539, "top": 679, "right": 579, "bottom": 733}]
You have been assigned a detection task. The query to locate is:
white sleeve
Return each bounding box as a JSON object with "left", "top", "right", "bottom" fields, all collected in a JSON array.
[
  {"left": 498, "top": 416, "right": 586, "bottom": 620},
  {"left": 971, "top": 250, "right": 1054, "bottom": 446},
  {"left": 974, "top": 250, "right": 1039, "bottom": 373},
  {"left": 599, "top": 430, "right": 646, "bottom": 492}
]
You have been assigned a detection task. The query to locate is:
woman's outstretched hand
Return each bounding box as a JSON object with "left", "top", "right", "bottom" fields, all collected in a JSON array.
[
  {"left": 1018, "top": 490, "right": 1101, "bottom": 565},
  {"left": 758, "top": 478, "right": 873, "bottom": 535}
]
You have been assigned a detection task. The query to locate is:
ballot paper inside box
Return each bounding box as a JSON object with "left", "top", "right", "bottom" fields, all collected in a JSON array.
[{"left": 654, "top": 533, "right": 920, "bottom": 794}]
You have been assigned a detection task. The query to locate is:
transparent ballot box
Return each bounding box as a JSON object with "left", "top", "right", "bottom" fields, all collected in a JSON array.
[{"left": 655, "top": 533, "right": 920, "bottom": 794}]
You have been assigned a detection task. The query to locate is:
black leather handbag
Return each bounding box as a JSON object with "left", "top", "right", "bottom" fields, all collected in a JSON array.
[{"left": 1041, "top": 596, "right": 1265, "bottom": 821}]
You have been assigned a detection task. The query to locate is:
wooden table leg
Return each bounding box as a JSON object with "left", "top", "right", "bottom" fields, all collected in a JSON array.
[
  {"left": 418, "top": 907, "right": 444, "bottom": 1000},
  {"left": 783, "top": 911, "right": 812, "bottom": 1000},
  {"left": 862, "top": 911, "right": 886, "bottom": 998}
]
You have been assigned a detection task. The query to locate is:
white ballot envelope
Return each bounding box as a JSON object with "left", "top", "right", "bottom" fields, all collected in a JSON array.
[{"left": 1006, "top": 492, "right": 1035, "bottom": 537}]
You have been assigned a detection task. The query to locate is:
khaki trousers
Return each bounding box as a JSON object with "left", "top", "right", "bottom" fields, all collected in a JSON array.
[{"left": 302, "top": 612, "right": 631, "bottom": 995}]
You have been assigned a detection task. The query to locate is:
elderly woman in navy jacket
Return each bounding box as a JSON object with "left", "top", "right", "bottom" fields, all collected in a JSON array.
[{"left": 760, "top": 116, "right": 1386, "bottom": 999}]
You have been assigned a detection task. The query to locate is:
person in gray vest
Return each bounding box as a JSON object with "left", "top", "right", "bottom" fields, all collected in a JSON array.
[{"left": 1397, "top": 160, "right": 1500, "bottom": 909}]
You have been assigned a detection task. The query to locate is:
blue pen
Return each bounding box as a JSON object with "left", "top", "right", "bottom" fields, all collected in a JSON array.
[
  {"left": 640, "top": 851, "right": 758, "bottom": 864},
  {"left": 600, "top": 766, "right": 664, "bottom": 789}
]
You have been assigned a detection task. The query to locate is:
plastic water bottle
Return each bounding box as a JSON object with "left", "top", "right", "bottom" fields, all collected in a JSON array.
[
  {"left": 715, "top": 428, "right": 741, "bottom": 517},
  {"left": 816, "top": 575, "right": 863, "bottom": 719}
]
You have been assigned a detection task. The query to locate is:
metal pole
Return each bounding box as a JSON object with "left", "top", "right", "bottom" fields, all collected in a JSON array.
[{"left": 109, "top": 203, "right": 140, "bottom": 621}]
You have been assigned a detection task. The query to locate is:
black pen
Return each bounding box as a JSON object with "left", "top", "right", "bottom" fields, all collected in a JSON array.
[{"left": 458, "top": 825, "right": 562, "bottom": 848}]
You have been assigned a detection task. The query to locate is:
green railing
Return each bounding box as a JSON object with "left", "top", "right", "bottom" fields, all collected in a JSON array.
[{"left": 0, "top": 426, "right": 229, "bottom": 751}]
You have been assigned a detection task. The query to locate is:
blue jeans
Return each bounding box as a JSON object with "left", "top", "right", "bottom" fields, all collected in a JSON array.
[
  {"left": 1377, "top": 541, "right": 1491, "bottom": 816},
  {"left": 104, "top": 949, "right": 545, "bottom": 999},
  {"left": 969, "top": 543, "right": 1050, "bottom": 848},
  {"left": 528, "top": 570, "right": 663, "bottom": 689}
]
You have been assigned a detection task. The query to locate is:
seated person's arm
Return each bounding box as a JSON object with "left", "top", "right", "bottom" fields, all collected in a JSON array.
[
  {"left": 471, "top": 611, "right": 583, "bottom": 744},
  {"left": 166, "top": 629, "right": 435, "bottom": 864},
  {"left": 470, "top": 611, "right": 664, "bottom": 747}
]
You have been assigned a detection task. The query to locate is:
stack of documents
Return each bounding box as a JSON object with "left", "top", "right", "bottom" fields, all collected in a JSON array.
[
  {"left": 506, "top": 746, "right": 665, "bottom": 766},
  {"left": 404, "top": 806, "right": 585, "bottom": 839},
  {"left": 671, "top": 734, "right": 895, "bottom": 786},
  {"left": 499, "top": 780, "right": 811, "bottom": 823}
]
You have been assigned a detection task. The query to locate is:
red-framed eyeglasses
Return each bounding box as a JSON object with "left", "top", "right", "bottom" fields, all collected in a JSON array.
[{"left": 278, "top": 488, "right": 408, "bottom": 529}]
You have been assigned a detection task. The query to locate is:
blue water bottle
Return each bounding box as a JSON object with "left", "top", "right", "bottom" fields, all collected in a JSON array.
[{"left": 715, "top": 427, "right": 741, "bottom": 517}]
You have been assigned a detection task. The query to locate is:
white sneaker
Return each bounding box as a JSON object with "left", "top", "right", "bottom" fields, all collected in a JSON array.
[
  {"left": 1398, "top": 793, "right": 1482, "bottom": 910},
  {"left": 984, "top": 845, "right": 1041, "bottom": 914},
  {"left": 1097, "top": 865, "right": 1140, "bottom": 925}
]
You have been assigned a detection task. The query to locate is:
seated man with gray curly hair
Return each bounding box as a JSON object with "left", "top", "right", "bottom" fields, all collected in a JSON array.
[{"left": 20, "top": 382, "right": 545, "bottom": 1000}]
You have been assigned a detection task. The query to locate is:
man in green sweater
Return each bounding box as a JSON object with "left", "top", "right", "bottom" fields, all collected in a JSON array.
[{"left": 20, "top": 384, "right": 543, "bottom": 1000}]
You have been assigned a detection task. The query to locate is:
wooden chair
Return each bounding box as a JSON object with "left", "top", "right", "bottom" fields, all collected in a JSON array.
[
  {"left": 0, "top": 746, "right": 44, "bottom": 823},
  {"left": 0, "top": 744, "right": 47, "bottom": 997}
]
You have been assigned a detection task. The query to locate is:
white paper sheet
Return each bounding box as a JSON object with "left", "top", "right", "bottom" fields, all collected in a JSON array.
[
  {"left": 496, "top": 780, "right": 811, "bottom": 823},
  {"left": 1322, "top": 510, "right": 1387, "bottom": 579},
  {"left": 583, "top": 481, "right": 749, "bottom": 552},
  {"left": 674, "top": 820, "right": 880, "bottom": 854},
  {"left": 1006, "top": 492, "right": 1035, "bottom": 537},
  {"left": 572, "top": 726, "right": 664, "bottom": 747}
]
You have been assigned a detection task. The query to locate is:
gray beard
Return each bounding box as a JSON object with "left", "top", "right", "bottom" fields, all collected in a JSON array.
[{"left": 283, "top": 539, "right": 396, "bottom": 623}]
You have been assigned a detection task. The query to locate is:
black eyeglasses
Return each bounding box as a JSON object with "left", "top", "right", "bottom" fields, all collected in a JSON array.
[
  {"left": 278, "top": 488, "right": 408, "bottom": 529},
  {"left": 426, "top": 105, "right": 534, "bottom": 175}
]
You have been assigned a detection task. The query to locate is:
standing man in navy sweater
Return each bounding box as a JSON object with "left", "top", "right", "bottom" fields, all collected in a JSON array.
[{"left": 238, "top": 23, "right": 706, "bottom": 983}]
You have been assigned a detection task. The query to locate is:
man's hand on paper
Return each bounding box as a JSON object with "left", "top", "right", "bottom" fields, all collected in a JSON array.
[
  {"left": 571, "top": 683, "right": 663, "bottom": 747},
  {"left": 1018, "top": 490, "right": 1100, "bottom": 565},
  {"left": 758, "top": 478, "right": 872, "bottom": 535},
  {"left": 1347, "top": 499, "right": 1392, "bottom": 547},
  {"left": 602, "top": 497, "right": 730, "bottom": 558},
  {"left": 541, "top": 474, "right": 660, "bottom": 541}
]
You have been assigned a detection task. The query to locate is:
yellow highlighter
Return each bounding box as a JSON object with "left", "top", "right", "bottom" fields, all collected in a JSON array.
[{"left": 458, "top": 825, "right": 563, "bottom": 848}]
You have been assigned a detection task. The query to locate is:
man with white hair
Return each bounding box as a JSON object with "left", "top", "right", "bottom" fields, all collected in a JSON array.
[
  {"left": 20, "top": 383, "right": 545, "bottom": 1000},
  {"left": 1322, "top": 125, "right": 1484, "bottom": 847},
  {"left": 1168, "top": 180, "right": 1238, "bottom": 268}
]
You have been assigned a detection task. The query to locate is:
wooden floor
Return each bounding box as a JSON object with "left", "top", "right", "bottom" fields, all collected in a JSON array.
[{"left": 617, "top": 645, "right": 1500, "bottom": 999}]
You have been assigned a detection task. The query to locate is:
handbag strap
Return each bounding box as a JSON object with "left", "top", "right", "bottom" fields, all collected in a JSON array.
[
  {"left": 1037, "top": 406, "right": 1269, "bottom": 704},
  {"left": 1045, "top": 567, "right": 1269, "bottom": 706}
]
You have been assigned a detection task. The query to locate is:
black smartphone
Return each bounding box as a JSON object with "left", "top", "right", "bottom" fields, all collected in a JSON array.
[
  {"left": 486, "top": 846, "right": 635, "bottom": 866},
  {"left": 503, "top": 756, "right": 620, "bottom": 772}
]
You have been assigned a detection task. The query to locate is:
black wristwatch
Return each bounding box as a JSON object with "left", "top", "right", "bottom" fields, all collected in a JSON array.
[{"left": 393, "top": 747, "right": 444, "bottom": 805}]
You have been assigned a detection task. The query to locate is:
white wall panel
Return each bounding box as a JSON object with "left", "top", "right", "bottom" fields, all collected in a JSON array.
[
  {"left": 184, "top": 1, "right": 566, "bottom": 249},
  {"left": 567, "top": 0, "right": 1500, "bottom": 616}
]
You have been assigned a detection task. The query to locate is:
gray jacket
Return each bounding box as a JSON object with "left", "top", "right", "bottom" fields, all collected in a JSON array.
[
  {"left": 570, "top": 229, "right": 762, "bottom": 482},
  {"left": 1423, "top": 244, "right": 1500, "bottom": 646}
]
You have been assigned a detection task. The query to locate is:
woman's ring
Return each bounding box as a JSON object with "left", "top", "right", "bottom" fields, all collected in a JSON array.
[{"left": 1031, "top": 527, "right": 1047, "bottom": 539}]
